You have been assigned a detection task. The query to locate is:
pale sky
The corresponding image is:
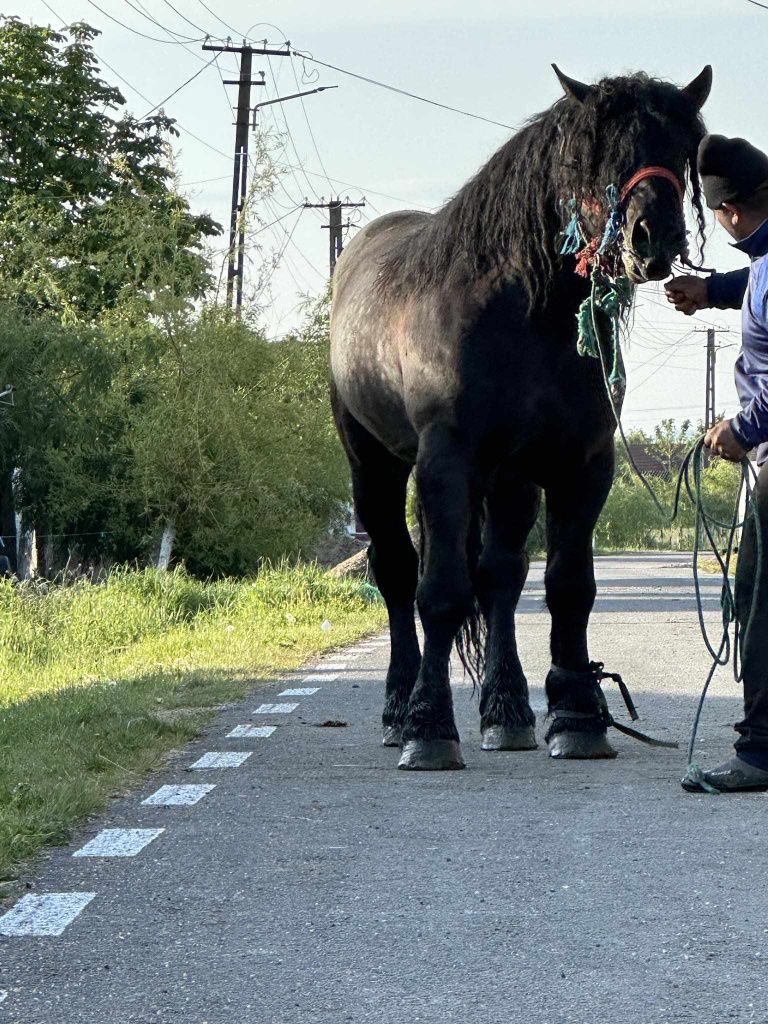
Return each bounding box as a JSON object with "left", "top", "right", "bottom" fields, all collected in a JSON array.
[{"left": 22, "top": 0, "right": 767, "bottom": 432}]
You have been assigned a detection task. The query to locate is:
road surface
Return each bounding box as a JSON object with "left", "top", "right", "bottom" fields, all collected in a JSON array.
[{"left": 0, "top": 553, "right": 764, "bottom": 1024}]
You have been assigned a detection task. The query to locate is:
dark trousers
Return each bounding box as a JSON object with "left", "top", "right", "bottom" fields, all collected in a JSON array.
[{"left": 734, "top": 460, "right": 768, "bottom": 755}]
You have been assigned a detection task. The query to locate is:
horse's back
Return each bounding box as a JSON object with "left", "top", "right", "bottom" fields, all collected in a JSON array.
[{"left": 333, "top": 209, "right": 430, "bottom": 296}]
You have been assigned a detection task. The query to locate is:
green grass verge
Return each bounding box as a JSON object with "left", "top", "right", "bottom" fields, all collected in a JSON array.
[{"left": 0, "top": 564, "right": 386, "bottom": 881}]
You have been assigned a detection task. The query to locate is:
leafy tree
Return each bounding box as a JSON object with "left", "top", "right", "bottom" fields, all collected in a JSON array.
[
  {"left": 126, "top": 295, "right": 349, "bottom": 574},
  {"left": 0, "top": 17, "right": 219, "bottom": 318}
]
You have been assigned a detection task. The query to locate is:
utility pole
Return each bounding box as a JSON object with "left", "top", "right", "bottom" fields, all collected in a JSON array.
[
  {"left": 203, "top": 41, "right": 293, "bottom": 312},
  {"left": 303, "top": 197, "right": 366, "bottom": 275},
  {"left": 204, "top": 40, "right": 337, "bottom": 312},
  {"left": 694, "top": 326, "right": 730, "bottom": 430}
]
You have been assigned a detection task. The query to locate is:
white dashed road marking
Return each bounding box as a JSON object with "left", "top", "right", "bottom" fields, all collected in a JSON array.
[
  {"left": 0, "top": 893, "right": 96, "bottom": 937},
  {"left": 189, "top": 751, "right": 252, "bottom": 770},
  {"left": 317, "top": 662, "right": 348, "bottom": 670},
  {"left": 301, "top": 674, "right": 339, "bottom": 685},
  {"left": 142, "top": 784, "right": 216, "bottom": 806},
  {"left": 0, "top": 990, "right": 7, "bottom": 1003},
  {"left": 278, "top": 687, "right": 320, "bottom": 697},
  {"left": 227, "top": 725, "right": 276, "bottom": 738},
  {"left": 73, "top": 828, "right": 164, "bottom": 858},
  {"left": 253, "top": 703, "right": 299, "bottom": 714}
]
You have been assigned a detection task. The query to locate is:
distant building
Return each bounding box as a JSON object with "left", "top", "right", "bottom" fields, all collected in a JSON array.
[{"left": 623, "top": 443, "right": 687, "bottom": 479}]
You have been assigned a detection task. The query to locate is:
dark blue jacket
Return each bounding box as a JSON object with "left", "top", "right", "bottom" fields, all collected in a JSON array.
[{"left": 707, "top": 218, "right": 768, "bottom": 463}]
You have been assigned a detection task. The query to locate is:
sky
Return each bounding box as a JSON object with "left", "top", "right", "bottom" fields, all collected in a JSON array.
[{"left": 21, "top": 0, "right": 768, "bottom": 432}]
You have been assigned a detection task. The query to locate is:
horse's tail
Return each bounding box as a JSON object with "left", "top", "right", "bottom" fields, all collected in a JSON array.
[{"left": 415, "top": 490, "right": 486, "bottom": 688}]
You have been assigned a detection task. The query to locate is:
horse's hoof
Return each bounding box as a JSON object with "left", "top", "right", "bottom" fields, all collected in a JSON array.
[
  {"left": 548, "top": 731, "right": 617, "bottom": 759},
  {"left": 382, "top": 725, "right": 402, "bottom": 747},
  {"left": 398, "top": 739, "right": 465, "bottom": 771},
  {"left": 481, "top": 724, "right": 537, "bottom": 751}
]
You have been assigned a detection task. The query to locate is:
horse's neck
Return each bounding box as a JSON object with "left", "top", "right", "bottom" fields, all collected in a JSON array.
[{"left": 531, "top": 263, "right": 590, "bottom": 326}]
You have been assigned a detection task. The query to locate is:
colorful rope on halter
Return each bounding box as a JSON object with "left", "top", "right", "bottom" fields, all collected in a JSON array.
[
  {"left": 561, "top": 166, "right": 687, "bottom": 392},
  {"left": 560, "top": 166, "right": 686, "bottom": 278}
]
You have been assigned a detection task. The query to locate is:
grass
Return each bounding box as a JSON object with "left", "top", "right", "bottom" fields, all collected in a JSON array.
[{"left": 0, "top": 564, "right": 386, "bottom": 881}]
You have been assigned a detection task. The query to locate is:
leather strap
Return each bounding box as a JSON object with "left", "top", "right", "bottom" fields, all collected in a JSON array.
[{"left": 619, "top": 165, "right": 685, "bottom": 206}]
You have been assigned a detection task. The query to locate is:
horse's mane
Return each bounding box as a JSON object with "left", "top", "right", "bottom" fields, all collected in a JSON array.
[{"left": 380, "top": 73, "right": 707, "bottom": 306}]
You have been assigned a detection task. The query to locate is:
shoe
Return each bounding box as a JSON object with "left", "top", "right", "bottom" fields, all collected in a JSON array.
[{"left": 681, "top": 755, "right": 768, "bottom": 793}]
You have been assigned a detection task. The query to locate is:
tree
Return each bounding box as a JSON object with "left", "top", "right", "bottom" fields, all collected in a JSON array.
[
  {"left": 0, "top": 17, "right": 219, "bottom": 318},
  {"left": 126, "top": 294, "right": 350, "bottom": 574}
]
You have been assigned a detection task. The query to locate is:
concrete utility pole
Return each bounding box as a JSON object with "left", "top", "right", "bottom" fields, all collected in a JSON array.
[
  {"left": 303, "top": 197, "right": 366, "bottom": 275},
  {"left": 204, "top": 41, "right": 337, "bottom": 312},
  {"left": 694, "top": 326, "right": 730, "bottom": 430},
  {"left": 203, "top": 41, "right": 287, "bottom": 312}
]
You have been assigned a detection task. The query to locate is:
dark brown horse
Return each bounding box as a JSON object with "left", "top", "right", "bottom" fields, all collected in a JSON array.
[{"left": 330, "top": 66, "right": 711, "bottom": 770}]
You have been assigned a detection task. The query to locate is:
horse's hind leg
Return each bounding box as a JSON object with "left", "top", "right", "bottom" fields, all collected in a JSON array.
[
  {"left": 476, "top": 469, "right": 541, "bottom": 751},
  {"left": 334, "top": 400, "right": 421, "bottom": 746},
  {"left": 543, "top": 446, "right": 616, "bottom": 759}
]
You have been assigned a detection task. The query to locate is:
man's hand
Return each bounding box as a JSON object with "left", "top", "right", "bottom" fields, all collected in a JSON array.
[
  {"left": 704, "top": 420, "right": 747, "bottom": 462},
  {"left": 664, "top": 275, "right": 710, "bottom": 316}
]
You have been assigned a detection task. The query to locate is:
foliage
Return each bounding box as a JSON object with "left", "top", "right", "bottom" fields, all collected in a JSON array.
[
  {"left": 0, "top": 17, "right": 219, "bottom": 318},
  {"left": 0, "top": 292, "right": 348, "bottom": 574},
  {"left": 0, "top": 564, "right": 386, "bottom": 877},
  {"left": 127, "top": 298, "right": 349, "bottom": 574},
  {"left": 523, "top": 422, "right": 743, "bottom": 555},
  {"left": 596, "top": 423, "right": 742, "bottom": 551}
]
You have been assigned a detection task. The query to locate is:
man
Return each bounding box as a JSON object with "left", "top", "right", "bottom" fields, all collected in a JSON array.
[{"left": 666, "top": 133, "right": 768, "bottom": 792}]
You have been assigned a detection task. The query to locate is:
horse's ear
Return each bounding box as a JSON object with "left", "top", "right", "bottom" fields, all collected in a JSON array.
[
  {"left": 681, "top": 65, "right": 712, "bottom": 110},
  {"left": 552, "top": 64, "right": 591, "bottom": 104}
]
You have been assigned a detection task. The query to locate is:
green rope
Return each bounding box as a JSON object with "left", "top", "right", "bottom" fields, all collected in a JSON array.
[{"left": 576, "top": 270, "right": 633, "bottom": 388}]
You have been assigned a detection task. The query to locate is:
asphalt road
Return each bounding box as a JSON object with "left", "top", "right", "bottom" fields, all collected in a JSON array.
[{"left": 1, "top": 553, "right": 766, "bottom": 1024}]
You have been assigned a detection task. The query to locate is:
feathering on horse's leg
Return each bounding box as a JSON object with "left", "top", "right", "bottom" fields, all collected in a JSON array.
[
  {"left": 543, "top": 448, "right": 616, "bottom": 760},
  {"left": 476, "top": 472, "right": 541, "bottom": 751},
  {"left": 399, "top": 430, "right": 475, "bottom": 771}
]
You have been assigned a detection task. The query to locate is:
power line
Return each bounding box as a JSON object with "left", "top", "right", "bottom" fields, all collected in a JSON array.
[
  {"left": 157, "top": 0, "right": 209, "bottom": 36},
  {"left": 120, "top": 0, "right": 203, "bottom": 42},
  {"left": 640, "top": 291, "right": 727, "bottom": 330},
  {"left": 130, "top": 0, "right": 216, "bottom": 65},
  {"left": 213, "top": 52, "right": 236, "bottom": 118},
  {"left": 255, "top": 206, "right": 305, "bottom": 301},
  {"left": 140, "top": 55, "right": 218, "bottom": 118},
  {"left": 195, "top": 0, "right": 241, "bottom": 37},
  {"left": 84, "top": 0, "right": 208, "bottom": 44},
  {"left": 40, "top": 6, "right": 421, "bottom": 215},
  {"left": 628, "top": 333, "right": 697, "bottom": 394},
  {"left": 291, "top": 48, "right": 515, "bottom": 130},
  {"left": 93, "top": 51, "right": 231, "bottom": 159},
  {"left": 182, "top": 174, "right": 230, "bottom": 186},
  {"left": 263, "top": 54, "right": 325, "bottom": 206},
  {"left": 289, "top": 53, "right": 335, "bottom": 194}
]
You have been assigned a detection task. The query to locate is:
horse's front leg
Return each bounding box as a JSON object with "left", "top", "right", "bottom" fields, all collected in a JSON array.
[
  {"left": 543, "top": 445, "right": 616, "bottom": 759},
  {"left": 398, "top": 428, "right": 475, "bottom": 771},
  {"left": 476, "top": 469, "right": 541, "bottom": 751}
]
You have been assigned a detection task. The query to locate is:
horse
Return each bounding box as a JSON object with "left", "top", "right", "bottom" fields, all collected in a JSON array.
[{"left": 330, "top": 65, "right": 712, "bottom": 770}]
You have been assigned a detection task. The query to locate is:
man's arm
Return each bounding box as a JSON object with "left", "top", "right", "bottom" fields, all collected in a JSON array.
[
  {"left": 707, "top": 268, "right": 750, "bottom": 310},
  {"left": 730, "top": 401, "right": 763, "bottom": 451},
  {"left": 665, "top": 269, "right": 749, "bottom": 314}
]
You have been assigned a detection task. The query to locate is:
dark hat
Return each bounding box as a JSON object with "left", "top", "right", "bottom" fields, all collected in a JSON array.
[{"left": 698, "top": 134, "right": 768, "bottom": 209}]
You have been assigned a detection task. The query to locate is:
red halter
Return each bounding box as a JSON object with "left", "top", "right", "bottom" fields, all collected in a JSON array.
[{"left": 619, "top": 165, "right": 685, "bottom": 207}]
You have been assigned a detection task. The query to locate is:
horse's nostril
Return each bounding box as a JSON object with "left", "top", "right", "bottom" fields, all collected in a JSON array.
[
  {"left": 631, "top": 216, "right": 652, "bottom": 257},
  {"left": 644, "top": 257, "right": 671, "bottom": 280}
]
